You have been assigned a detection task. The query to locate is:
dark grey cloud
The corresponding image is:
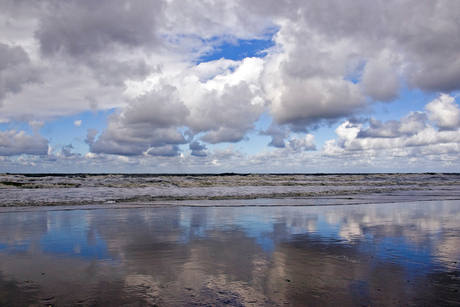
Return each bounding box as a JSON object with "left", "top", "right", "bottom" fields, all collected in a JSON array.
[
  {"left": 200, "top": 128, "right": 248, "bottom": 144},
  {"left": 260, "top": 126, "right": 291, "bottom": 148},
  {"left": 59, "top": 143, "right": 84, "bottom": 159},
  {"left": 35, "top": 0, "right": 163, "bottom": 57},
  {"left": 388, "top": 1, "right": 460, "bottom": 92},
  {"left": 189, "top": 140, "right": 207, "bottom": 157},
  {"left": 0, "top": 43, "right": 29, "bottom": 71},
  {"left": 89, "top": 133, "right": 149, "bottom": 156},
  {"left": 84, "top": 57, "right": 153, "bottom": 87},
  {"left": 60, "top": 144, "right": 75, "bottom": 157},
  {"left": 84, "top": 128, "right": 98, "bottom": 146},
  {"left": 147, "top": 144, "right": 180, "bottom": 157},
  {"left": 0, "top": 129, "right": 48, "bottom": 156},
  {"left": 33, "top": 0, "right": 164, "bottom": 85},
  {"left": 0, "top": 43, "right": 41, "bottom": 103}
]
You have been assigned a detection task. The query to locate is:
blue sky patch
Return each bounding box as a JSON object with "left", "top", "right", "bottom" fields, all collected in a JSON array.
[{"left": 199, "top": 38, "right": 275, "bottom": 63}]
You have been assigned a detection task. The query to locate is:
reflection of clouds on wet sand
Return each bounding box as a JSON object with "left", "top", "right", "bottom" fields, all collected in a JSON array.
[
  {"left": 432, "top": 232, "right": 460, "bottom": 269},
  {"left": 322, "top": 201, "right": 460, "bottom": 267},
  {"left": 0, "top": 201, "right": 459, "bottom": 306},
  {"left": 0, "top": 251, "right": 127, "bottom": 306},
  {"left": 119, "top": 236, "right": 289, "bottom": 306}
]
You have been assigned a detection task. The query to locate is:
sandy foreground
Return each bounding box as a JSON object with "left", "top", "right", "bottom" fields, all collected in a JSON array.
[{"left": 1, "top": 200, "right": 460, "bottom": 306}]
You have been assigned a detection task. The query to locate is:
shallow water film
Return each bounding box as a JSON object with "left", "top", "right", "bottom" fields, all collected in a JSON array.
[{"left": 1, "top": 201, "right": 460, "bottom": 306}]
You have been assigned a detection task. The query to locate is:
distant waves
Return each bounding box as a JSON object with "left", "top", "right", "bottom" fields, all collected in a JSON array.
[{"left": 1, "top": 173, "right": 460, "bottom": 207}]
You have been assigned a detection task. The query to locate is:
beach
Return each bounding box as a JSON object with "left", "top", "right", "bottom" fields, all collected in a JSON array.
[{"left": 1, "top": 174, "right": 460, "bottom": 306}]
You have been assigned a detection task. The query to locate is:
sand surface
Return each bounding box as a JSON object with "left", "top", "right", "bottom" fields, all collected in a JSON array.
[{"left": 1, "top": 200, "right": 459, "bottom": 306}]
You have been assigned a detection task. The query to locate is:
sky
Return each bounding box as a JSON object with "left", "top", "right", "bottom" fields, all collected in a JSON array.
[{"left": 1, "top": 0, "right": 460, "bottom": 173}]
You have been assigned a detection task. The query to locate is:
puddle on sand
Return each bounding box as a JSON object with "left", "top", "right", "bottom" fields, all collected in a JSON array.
[{"left": 0, "top": 200, "right": 460, "bottom": 306}]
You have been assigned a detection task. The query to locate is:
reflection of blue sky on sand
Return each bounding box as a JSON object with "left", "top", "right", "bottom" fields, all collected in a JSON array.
[
  {"left": 39, "top": 228, "right": 111, "bottom": 261},
  {"left": 0, "top": 241, "right": 30, "bottom": 253},
  {"left": 233, "top": 213, "right": 275, "bottom": 252},
  {"left": 312, "top": 215, "right": 342, "bottom": 240},
  {"left": 40, "top": 211, "right": 113, "bottom": 261},
  {"left": 0, "top": 210, "right": 113, "bottom": 261},
  {"left": 370, "top": 237, "right": 433, "bottom": 281}
]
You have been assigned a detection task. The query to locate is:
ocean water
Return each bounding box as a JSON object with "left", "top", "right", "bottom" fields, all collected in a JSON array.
[
  {"left": 0, "top": 174, "right": 459, "bottom": 306},
  {"left": 1, "top": 173, "right": 460, "bottom": 207}
]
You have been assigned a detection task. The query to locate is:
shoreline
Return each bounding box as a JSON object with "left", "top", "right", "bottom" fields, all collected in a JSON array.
[{"left": 1, "top": 195, "right": 460, "bottom": 214}]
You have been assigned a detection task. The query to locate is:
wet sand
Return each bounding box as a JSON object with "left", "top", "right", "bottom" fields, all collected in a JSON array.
[{"left": 1, "top": 200, "right": 459, "bottom": 306}]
